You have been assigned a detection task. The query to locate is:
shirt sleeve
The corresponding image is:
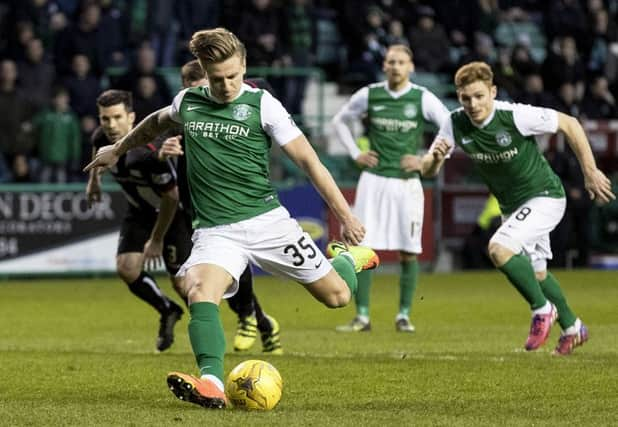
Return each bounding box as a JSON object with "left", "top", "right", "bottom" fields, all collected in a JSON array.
[
  {"left": 260, "top": 90, "right": 303, "bottom": 146},
  {"left": 169, "top": 89, "right": 190, "bottom": 124},
  {"left": 512, "top": 103, "right": 559, "bottom": 136},
  {"left": 428, "top": 115, "right": 456, "bottom": 157},
  {"left": 421, "top": 90, "right": 450, "bottom": 128},
  {"left": 330, "top": 87, "right": 369, "bottom": 159}
]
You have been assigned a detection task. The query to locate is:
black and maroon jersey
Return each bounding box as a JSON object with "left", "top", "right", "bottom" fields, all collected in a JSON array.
[{"left": 91, "top": 127, "right": 178, "bottom": 216}]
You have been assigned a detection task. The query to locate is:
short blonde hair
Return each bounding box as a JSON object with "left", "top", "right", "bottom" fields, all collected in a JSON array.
[
  {"left": 454, "top": 61, "right": 493, "bottom": 89},
  {"left": 386, "top": 44, "right": 413, "bottom": 61},
  {"left": 189, "top": 27, "right": 246, "bottom": 64}
]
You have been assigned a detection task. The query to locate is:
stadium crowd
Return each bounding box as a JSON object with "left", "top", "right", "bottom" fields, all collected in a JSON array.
[{"left": 0, "top": 0, "right": 617, "bottom": 184}]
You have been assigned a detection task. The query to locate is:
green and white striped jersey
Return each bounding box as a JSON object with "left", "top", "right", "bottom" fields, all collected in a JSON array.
[
  {"left": 170, "top": 83, "right": 302, "bottom": 227},
  {"left": 332, "top": 81, "right": 449, "bottom": 178},
  {"left": 433, "top": 101, "right": 565, "bottom": 214}
]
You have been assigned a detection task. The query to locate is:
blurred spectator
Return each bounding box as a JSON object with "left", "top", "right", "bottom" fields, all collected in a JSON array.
[
  {"left": 0, "top": 59, "right": 36, "bottom": 182},
  {"left": 580, "top": 75, "right": 617, "bottom": 119},
  {"left": 386, "top": 19, "right": 408, "bottom": 46},
  {"left": 17, "top": 37, "right": 55, "bottom": 111},
  {"left": 546, "top": 0, "right": 587, "bottom": 41},
  {"left": 113, "top": 43, "right": 173, "bottom": 103},
  {"left": 133, "top": 75, "right": 168, "bottom": 121},
  {"left": 62, "top": 54, "right": 102, "bottom": 119},
  {"left": 341, "top": 5, "right": 390, "bottom": 87},
  {"left": 238, "top": 0, "right": 285, "bottom": 67},
  {"left": 553, "top": 82, "right": 581, "bottom": 116},
  {"left": 30, "top": 86, "right": 81, "bottom": 183},
  {"left": 5, "top": 20, "right": 36, "bottom": 62},
  {"left": 98, "top": 0, "right": 129, "bottom": 68},
  {"left": 458, "top": 32, "right": 496, "bottom": 66},
  {"left": 493, "top": 47, "right": 519, "bottom": 99},
  {"left": 54, "top": 1, "right": 123, "bottom": 76},
  {"left": 582, "top": 7, "right": 618, "bottom": 75},
  {"left": 176, "top": 0, "right": 222, "bottom": 63},
  {"left": 145, "top": 0, "right": 176, "bottom": 67},
  {"left": 431, "top": 0, "right": 480, "bottom": 55},
  {"left": 408, "top": 5, "right": 451, "bottom": 73},
  {"left": 334, "top": 1, "right": 377, "bottom": 78},
  {"left": 542, "top": 36, "right": 586, "bottom": 98},
  {"left": 477, "top": 0, "right": 499, "bottom": 35},
  {"left": 281, "top": 0, "right": 315, "bottom": 121},
  {"left": 516, "top": 73, "right": 556, "bottom": 107},
  {"left": 13, "top": 0, "right": 67, "bottom": 49},
  {"left": 511, "top": 42, "right": 539, "bottom": 78},
  {"left": 61, "top": 53, "right": 101, "bottom": 169}
]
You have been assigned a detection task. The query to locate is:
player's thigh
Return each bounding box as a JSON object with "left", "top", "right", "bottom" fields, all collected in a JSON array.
[
  {"left": 246, "top": 209, "right": 332, "bottom": 285},
  {"left": 184, "top": 262, "right": 235, "bottom": 304},
  {"left": 304, "top": 268, "right": 350, "bottom": 308},
  {"left": 178, "top": 227, "right": 250, "bottom": 299},
  {"left": 490, "top": 197, "right": 566, "bottom": 257}
]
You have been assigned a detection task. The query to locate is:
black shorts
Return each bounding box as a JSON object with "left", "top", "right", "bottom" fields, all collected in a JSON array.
[{"left": 117, "top": 208, "right": 193, "bottom": 275}]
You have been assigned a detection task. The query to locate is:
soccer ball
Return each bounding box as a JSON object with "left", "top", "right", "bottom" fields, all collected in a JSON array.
[{"left": 225, "top": 360, "right": 283, "bottom": 410}]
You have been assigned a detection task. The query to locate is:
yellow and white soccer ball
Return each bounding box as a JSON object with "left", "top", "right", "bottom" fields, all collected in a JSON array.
[{"left": 225, "top": 360, "right": 283, "bottom": 410}]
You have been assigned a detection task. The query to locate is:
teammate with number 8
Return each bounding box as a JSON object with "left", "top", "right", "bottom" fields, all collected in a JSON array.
[{"left": 417, "top": 61, "right": 615, "bottom": 355}]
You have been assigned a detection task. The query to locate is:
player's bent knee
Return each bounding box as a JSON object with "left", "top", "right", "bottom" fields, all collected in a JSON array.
[
  {"left": 535, "top": 270, "right": 547, "bottom": 281},
  {"left": 322, "top": 287, "right": 351, "bottom": 308},
  {"left": 487, "top": 241, "right": 512, "bottom": 267},
  {"left": 306, "top": 275, "right": 351, "bottom": 308},
  {"left": 116, "top": 260, "right": 141, "bottom": 283}
]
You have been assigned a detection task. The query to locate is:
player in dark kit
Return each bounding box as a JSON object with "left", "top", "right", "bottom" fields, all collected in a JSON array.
[{"left": 87, "top": 89, "right": 187, "bottom": 352}]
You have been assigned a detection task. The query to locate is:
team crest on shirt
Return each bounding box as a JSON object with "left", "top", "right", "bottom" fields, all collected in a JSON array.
[
  {"left": 403, "top": 103, "right": 417, "bottom": 118},
  {"left": 232, "top": 104, "right": 252, "bottom": 121},
  {"left": 495, "top": 131, "right": 512, "bottom": 147}
]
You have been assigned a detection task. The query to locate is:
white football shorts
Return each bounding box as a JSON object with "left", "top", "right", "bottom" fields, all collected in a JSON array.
[
  {"left": 489, "top": 197, "right": 566, "bottom": 272},
  {"left": 177, "top": 206, "right": 332, "bottom": 298},
  {"left": 353, "top": 171, "right": 423, "bottom": 253}
]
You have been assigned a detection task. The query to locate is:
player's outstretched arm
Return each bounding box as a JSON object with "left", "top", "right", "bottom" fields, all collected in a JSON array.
[
  {"left": 86, "top": 147, "right": 102, "bottom": 207},
  {"left": 557, "top": 112, "right": 616, "bottom": 204},
  {"left": 420, "top": 138, "right": 449, "bottom": 177},
  {"left": 84, "top": 106, "right": 176, "bottom": 172},
  {"left": 282, "top": 134, "right": 366, "bottom": 245}
]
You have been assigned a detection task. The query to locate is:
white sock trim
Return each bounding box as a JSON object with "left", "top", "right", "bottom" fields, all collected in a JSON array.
[
  {"left": 532, "top": 301, "right": 551, "bottom": 316},
  {"left": 355, "top": 314, "right": 370, "bottom": 323},
  {"left": 563, "top": 318, "right": 582, "bottom": 336},
  {"left": 200, "top": 374, "right": 224, "bottom": 391}
]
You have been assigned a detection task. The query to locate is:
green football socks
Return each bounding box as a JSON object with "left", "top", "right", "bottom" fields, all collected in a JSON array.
[
  {"left": 498, "top": 254, "right": 547, "bottom": 310},
  {"left": 331, "top": 255, "right": 358, "bottom": 296},
  {"left": 539, "top": 272, "right": 576, "bottom": 329},
  {"left": 188, "top": 302, "right": 225, "bottom": 382},
  {"left": 355, "top": 270, "right": 372, "bottom": 317},
  {"left": 398, "top": 259, "right": 418, "bottom": 317}
]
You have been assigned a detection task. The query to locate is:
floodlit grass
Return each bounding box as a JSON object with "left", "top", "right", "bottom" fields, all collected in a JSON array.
[{"left": 1, "top": 270, "right": 617, "bottom": 426}]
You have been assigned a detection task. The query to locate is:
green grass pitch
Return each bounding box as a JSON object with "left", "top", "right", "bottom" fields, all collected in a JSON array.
[{"left": 1, "top": 270, "right": 617, "bottom": 426}]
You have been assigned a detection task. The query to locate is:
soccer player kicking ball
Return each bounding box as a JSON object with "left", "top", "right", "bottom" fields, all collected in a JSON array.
[
  {"left": 417, "top": 61, "right": 615, "bottom": 355},
  {"left": 85, "top": 27, "right": 378, "bottom": 409}
]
